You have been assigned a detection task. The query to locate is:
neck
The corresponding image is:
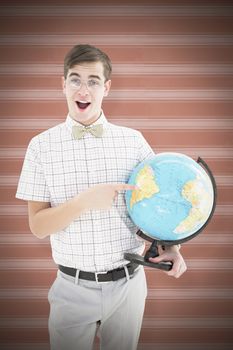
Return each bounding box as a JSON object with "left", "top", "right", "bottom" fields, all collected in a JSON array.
[{"left": 71, "top": 111, "right": 102, "bottom": 126}]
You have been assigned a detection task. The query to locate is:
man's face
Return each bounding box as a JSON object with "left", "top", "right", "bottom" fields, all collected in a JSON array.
[{"left": 62, "top": 61, "right": 111, "bottom": 125}]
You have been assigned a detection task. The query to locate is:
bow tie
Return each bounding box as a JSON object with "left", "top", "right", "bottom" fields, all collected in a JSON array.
[{"left": 72, "top": 124, "right": 103, "bottom": 140}]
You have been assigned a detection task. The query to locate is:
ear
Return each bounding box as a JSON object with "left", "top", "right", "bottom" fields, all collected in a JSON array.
[
  {"left": 62, "top": 76, "right": 66, "bottom": 94},
  {"left": 103, "top": 80, "right": 111, "bottom": 97}
]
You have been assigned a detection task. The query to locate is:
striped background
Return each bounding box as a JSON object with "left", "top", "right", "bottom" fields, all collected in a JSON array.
[{"left": 0, "top": 0, "right": 233, "bottom": 349}]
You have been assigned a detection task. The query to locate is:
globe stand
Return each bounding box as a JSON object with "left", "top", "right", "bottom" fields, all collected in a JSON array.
[{"left": 124, "top": 238, "right": 172, "bottom": 271}]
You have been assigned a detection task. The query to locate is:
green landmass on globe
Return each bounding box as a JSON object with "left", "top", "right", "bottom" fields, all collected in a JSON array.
[{"left": 130, "top": 165, "right": 159, "bottom": 208}]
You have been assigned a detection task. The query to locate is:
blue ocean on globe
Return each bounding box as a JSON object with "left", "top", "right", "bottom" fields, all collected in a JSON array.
[{"left": 125, "top": 152, "right": 214, "bottom": 242}]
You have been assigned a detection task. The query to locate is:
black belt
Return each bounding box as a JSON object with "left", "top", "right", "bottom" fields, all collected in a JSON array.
[{"left": 58, "top": 263, "right": 139, "bottom": 283}]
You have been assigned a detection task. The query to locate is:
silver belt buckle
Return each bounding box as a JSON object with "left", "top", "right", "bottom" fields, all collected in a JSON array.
[{"left": 94, "top": 271, "right": 109, "bottom": 284}]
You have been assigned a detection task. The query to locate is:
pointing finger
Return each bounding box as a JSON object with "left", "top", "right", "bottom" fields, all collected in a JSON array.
[{"left": 114, "top": 184, "right": 136, "bottom": 191}]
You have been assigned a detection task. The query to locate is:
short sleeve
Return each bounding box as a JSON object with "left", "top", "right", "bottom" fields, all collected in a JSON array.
[
  {"left": 16, "top": 138, "right": 50, "bottom": 202},
  {"left": 137, "top": 131, "right": 155, "bottom": 162}
]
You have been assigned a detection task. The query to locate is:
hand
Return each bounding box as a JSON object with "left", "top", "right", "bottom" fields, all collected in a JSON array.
[
  {"left": 149, "top": 246, "right": 187, "bottom": 278},
  {"left": 78, "top": 183, "right": 136, "bottom": 212}
]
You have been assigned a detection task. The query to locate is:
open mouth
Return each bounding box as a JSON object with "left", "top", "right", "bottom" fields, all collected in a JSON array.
[{"left": 76, "top": 101, "right": 91, "bottom": 110}]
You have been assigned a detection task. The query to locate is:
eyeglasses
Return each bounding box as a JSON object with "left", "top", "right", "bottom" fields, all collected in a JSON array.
[{"left": 66, "top": 77, "right": 104, "bottom": 91}]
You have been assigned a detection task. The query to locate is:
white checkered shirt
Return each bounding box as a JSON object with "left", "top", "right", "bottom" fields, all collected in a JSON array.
[{"left": 16, "top": 112, "right": 155, "bottom": 272}]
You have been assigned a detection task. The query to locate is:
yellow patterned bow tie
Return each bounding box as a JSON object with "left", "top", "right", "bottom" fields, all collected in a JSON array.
[{"left": 72, "top": 124, "right": 103, "bottom": 140}]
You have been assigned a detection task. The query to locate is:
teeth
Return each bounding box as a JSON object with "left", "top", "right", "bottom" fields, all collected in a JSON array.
[{"left": 78, "top": 100, "right": 90, "bottom": 103}]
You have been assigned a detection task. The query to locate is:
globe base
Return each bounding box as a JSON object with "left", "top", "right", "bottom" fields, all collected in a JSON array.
[{"left": 124, "top": 252, "right": 172, "bottom": 271}]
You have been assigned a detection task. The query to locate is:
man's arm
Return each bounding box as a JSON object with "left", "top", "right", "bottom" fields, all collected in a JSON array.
[
  {"left": 28, "top": 198, "right": 84, "bottom": 239},
  {"left": 28, "top": 183, "right": 135, "bottom": 239}
]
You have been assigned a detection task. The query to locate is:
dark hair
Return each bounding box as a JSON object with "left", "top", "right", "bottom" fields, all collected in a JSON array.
[{"left": 64, "top": 44, "right": 112, "bottom": 81}]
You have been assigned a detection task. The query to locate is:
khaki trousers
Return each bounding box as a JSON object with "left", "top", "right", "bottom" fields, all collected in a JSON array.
[{"left": 48, "top": 266, "right": 147, "bottom": 350}]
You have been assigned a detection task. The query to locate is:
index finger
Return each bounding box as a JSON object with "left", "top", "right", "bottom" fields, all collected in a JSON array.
[{"left": 114, "top": 184, "right": 136, "bottom": 191}]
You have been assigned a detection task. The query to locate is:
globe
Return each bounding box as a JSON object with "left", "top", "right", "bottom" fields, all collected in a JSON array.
[{"left": 125, "top": 152, "right": 216, "bottom": 244}]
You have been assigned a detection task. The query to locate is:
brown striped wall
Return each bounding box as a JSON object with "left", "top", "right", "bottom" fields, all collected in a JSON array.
[{"left": 0, "top": 0, "right": 233, "bottom": 349}]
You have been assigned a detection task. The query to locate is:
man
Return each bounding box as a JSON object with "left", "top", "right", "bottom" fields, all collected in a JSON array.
[{"left": 16, "top": 44, "right": 187, "bottom": 350}]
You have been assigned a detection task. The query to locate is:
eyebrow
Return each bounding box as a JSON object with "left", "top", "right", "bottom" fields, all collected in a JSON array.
[{"left": 68, "top": 72, "right": 101, "bottom": 80}]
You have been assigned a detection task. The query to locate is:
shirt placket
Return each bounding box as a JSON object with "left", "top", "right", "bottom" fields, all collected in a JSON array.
[{"left": 84, "top": 137, "right": 105, "bottom": 270}]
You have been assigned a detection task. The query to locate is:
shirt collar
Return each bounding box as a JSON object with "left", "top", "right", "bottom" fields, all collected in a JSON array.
[{"left": 65, "top": 111, "right": 108, "bottom": 134}]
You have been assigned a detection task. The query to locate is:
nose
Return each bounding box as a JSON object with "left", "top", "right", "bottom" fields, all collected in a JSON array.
[{"left": 78, "top": 82, "right": 89, "bottom": 95}]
